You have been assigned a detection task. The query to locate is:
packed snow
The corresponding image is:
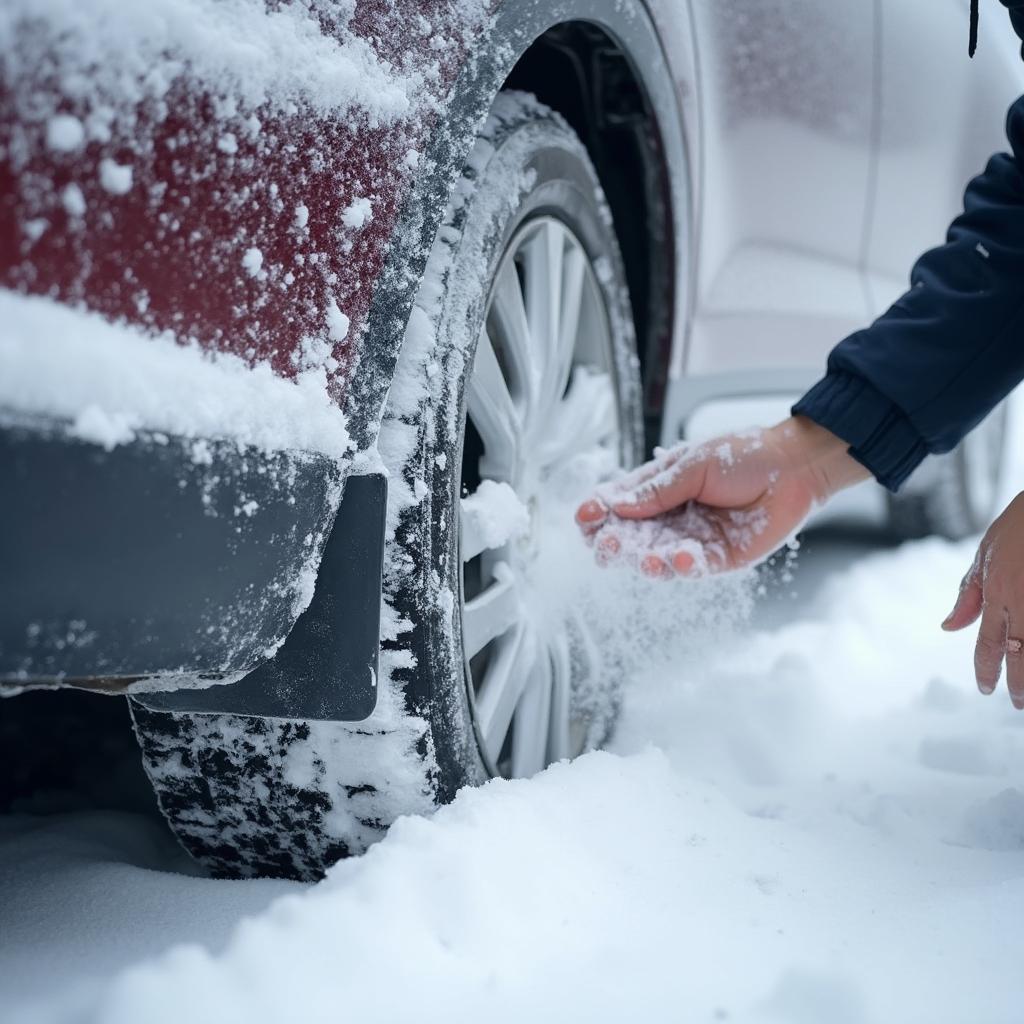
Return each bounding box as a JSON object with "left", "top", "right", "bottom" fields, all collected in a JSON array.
[
  {"left": 0, "top": 0, "right": 423, "bottom": 141},
  {"left": 460, "top": 480, "right": 531, "bottom": 556},
  {"left": 0, "top": 290, "right": 352, "bottom": 458},
  {"left": 4, "top": 424, "right": 1024, "bottom": 1022}
]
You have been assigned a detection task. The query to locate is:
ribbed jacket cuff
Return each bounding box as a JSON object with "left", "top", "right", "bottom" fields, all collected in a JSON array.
[{"left": 792, "top": 371, "right": 929, "bottom": 492}]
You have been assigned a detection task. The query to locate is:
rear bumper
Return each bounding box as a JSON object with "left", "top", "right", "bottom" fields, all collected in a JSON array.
[{"left": 0, "top": 416, "right": 384, "bottom": 721}]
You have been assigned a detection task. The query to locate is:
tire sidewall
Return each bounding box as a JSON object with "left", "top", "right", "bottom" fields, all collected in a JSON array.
[{"left": 391, "top": 98, "right": 643, "bottom": 799}]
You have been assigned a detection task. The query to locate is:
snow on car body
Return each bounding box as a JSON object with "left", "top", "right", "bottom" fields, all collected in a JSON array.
[{"left": 0, "top": 0, "right": 1019, "bottom": 878}]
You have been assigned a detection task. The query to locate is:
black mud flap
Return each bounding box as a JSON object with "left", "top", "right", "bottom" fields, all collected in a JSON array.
[{"left": 134, "top": 473, "right": 386, "bottom": 722}]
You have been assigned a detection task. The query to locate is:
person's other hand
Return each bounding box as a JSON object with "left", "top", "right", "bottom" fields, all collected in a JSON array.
[
  {"left": 575, "top": 416, "right": 870, "bottom": 577},
  {"left": 943, "top": 492, "right": 1024, "bottom": 708}
]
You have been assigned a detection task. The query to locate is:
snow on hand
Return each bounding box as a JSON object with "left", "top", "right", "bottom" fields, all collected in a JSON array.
[{"left": 593, "top": 503, "right": 770, "bottom": 574}]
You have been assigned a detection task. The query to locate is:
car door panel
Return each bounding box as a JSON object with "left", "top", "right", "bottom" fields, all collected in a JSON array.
[
  {"left": 681, "top": 0, "right": 876, "bottom": 385},
  {"left": 867, "top": 0, "right": 1024, "bottom": 315}
]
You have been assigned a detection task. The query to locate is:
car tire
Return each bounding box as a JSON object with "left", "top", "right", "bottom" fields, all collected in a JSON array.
[
  {"left": 131, "top": 92, "right": 645, "bottom": 880},
  {"left": 888, "top": 404, "right": 1008, "bottom": 541}
]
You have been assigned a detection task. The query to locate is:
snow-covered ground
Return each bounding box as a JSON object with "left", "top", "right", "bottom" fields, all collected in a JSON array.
[{"left": 4, "top": 441, "right": 1024, "bottom": 1024}]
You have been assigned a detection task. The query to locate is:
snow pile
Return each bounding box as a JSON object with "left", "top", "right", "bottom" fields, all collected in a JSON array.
[
  {"left": 0, "top": 809, "right": 295, "bottom": 1019},
  {"left": 0, "top": 289, "right": 352, "bottom": 457},
  {"left": 6, "top": 524, "right": 1024, "bottom": 1021}
]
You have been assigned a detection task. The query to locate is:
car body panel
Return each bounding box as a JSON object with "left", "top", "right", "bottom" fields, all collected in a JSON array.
[
  {"left": 680, "top": 0, "right": 875, "bottom": 376},
  {"left": 866, "top": 0, "right": 1024, "bottom": 315},
  {"left": 0, "top": 1, "right": 496, "bottom": 447},
  {"left": 0, "top": 0, "right": 690, "bottom": 448},
  {"left": 665, "top": 0, "right": 1024, "bottom": 448}
]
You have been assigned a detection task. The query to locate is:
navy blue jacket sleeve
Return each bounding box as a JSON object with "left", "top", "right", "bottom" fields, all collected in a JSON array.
[{"left": 794, "top": 30, "right": 1024, "bottom": 491}]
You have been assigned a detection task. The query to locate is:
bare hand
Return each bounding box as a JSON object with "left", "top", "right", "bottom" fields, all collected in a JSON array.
[
  {"left": 943, "top": 491, "right": 1024, "bottom": 708},
  {"left": 575, "top": 416, "right": 870, "bottom": 577}
]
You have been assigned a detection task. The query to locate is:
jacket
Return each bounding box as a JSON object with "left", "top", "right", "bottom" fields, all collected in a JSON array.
[{"left": 793, "top": 0, "right": 1024, "bottom": 490}]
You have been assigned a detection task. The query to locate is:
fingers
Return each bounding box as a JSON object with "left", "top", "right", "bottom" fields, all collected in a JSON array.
[
  {"left": 610, "top": 457, "right": 708, "bottom": 519},
  {"left": 586, "top": 512, "right": 701, "bottom": 578},
  {"left": 941, "top": 563, "right": 983, "bottom": 631},
  {"left": 575, "top": 498, "right": 608, "bottom": 542},
  {"left": 576, "top": 448, "right": 687, "bottom": 539},
  {"left": 595, "top": 532, "right": 621, "bottom": 567},
  {"left": 973, "top": 604, "right": 1007, "bottom": 696},
  {"left": 590, "top": 525, "right": 712, "bottom": 580},
  {"left": 599, "top": 445, "right": 685, "bottom": 500},
  {"left": 638, "top": 549, "right": 698, "bottom": 580},
  {"left": 1005, "top": 624, "right": 1024, "bottom": 709},
  {"left": 671, "top": 549, "right": 696, "bottom": 575},
  {"left": 941, "top": 543, "right": 1024, "bottom": 708},
  {"left": 640, "top": 554, "right": 673, "bottom": 579},
  {"left": 576, "top": 498, "right": 607, "bottom": 524}
]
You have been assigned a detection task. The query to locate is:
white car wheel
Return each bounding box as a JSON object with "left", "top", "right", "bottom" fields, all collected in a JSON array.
[{"left": 461, "top": 216, "right": 624, "bottom": 778}]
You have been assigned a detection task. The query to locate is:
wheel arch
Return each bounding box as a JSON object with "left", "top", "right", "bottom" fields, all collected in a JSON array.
[
  {"left": 351, "top": 0, "right": 695, "bottom": 457},
  {"left": 502, "top": 20, "right": 683, "bottom": 451}
]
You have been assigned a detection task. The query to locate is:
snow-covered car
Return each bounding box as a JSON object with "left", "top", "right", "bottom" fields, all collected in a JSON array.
[{"left": 1, "top": 0, "right": 1019, "bottom": 879}]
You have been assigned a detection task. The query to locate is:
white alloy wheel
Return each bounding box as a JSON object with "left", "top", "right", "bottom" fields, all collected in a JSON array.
[{"left": 459, "top": 216, "right": 622, "bottom": 779}]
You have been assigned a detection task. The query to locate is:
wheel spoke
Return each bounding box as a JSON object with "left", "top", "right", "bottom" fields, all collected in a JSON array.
[
  {"left": 523, "top": 221, "right": 564, "bottom": 387},
  {"left": 475, "top": 624, "right": 535, "bottom": 765},
  {"left": 488, "top": 259, "right": 535, "bottom": 408},
  {"left": 462, "top": 570, "right": 519, "bottom": 656},
  {"left": 538, "top": 368, "right": 617, "bottom": 469},
  {"left": 539, "top": 243, "right": 586, "bottom": 418},
  {"left": 511, "top": 646, "right": 553, "bottom": 779},
  {"left": 548, "top": 629, "right": 573, "bottom": 763},
  {"left": 468, "top": 328, "right": 520, "bottom": 481},
  {"left": 558, "top": 244, "right": 586, "bottom": 353}
]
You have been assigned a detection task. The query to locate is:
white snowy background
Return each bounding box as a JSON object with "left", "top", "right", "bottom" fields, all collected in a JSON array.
[{"left": 3, "top": 412, "right": 1024, "bottom": 1024}]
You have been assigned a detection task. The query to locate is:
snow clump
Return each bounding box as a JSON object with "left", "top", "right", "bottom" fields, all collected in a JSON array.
[
  {"left": 98, "top": 158, "right": 132, "bottom": 195},
  {"left": 341, "top": 197, "right": 373, "bottom": 230},
  {"left": 60, "top": 184, "right": 86, "bottom": 218},
  {"left": 325, "top": 298, "right": 350, "bottom": 343},
  {"left": 460, "top": 480, "right": 531, "bottom": 553},
  {"left": 45, "top": 114, "right": 85, "bottom": 152},
  {"left": 241, "top": 248, "right": 264, "bottom": 278}
]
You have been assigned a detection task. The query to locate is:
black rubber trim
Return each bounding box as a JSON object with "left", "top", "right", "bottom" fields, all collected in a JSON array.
[
  {"left": 0, "top": 418, "right": 342, "bottom": 682},
  {"left": 135, "top": 473, "right": 385, "bottom": 721}
]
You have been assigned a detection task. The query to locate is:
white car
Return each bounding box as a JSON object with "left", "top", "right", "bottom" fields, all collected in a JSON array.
[{"left": 663, "top": 0, "right": 1021, "bottom": 538}]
